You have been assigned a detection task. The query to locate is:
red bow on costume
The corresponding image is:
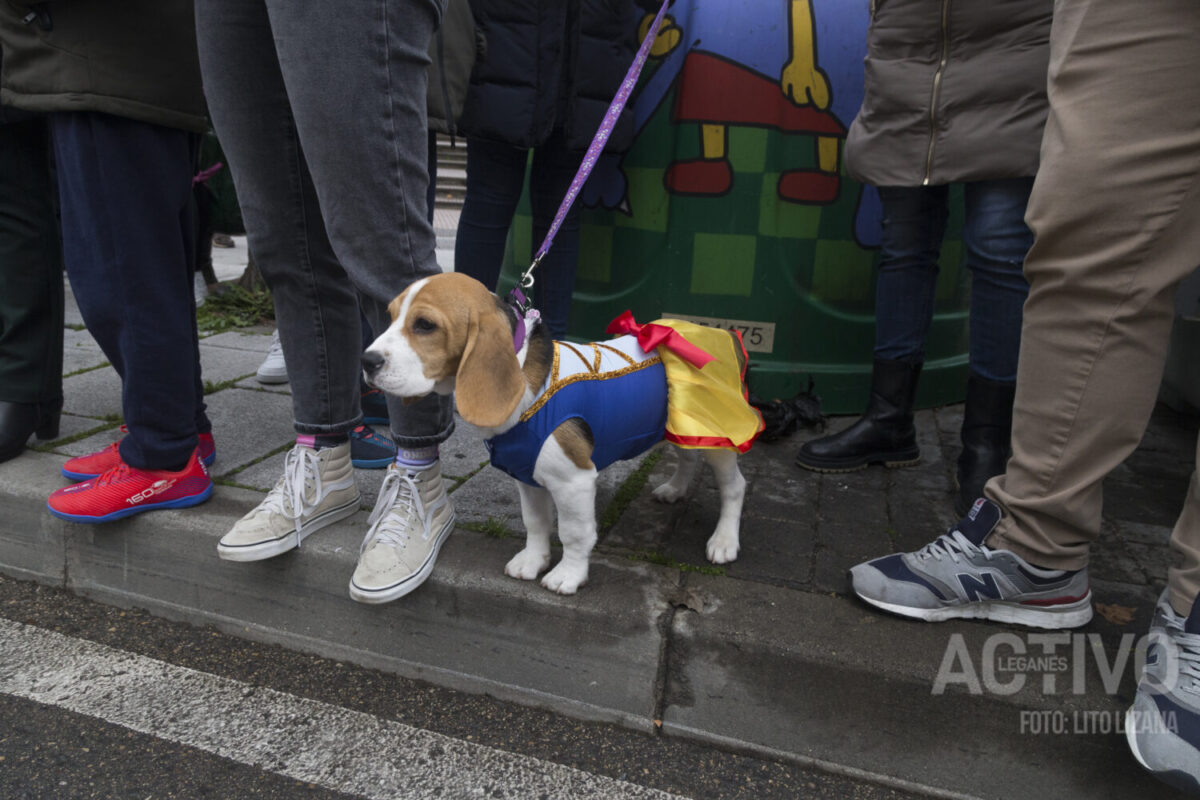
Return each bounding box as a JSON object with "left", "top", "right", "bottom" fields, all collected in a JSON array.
[{"left": 606, "top": 311, "right": 714, "bottom": 368}]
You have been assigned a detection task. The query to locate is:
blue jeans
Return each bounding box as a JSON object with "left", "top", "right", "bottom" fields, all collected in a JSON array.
[
  {"left": 874, "top": 179, "right": 1034, "bottom": 382},
  {"left": 51, "top": 112, "right": 209, "bottom": 471},
  {"left": 195, "top": 0, "right": 454, "bottom": 448},
  {"left": 455, "top": 131, "right": 581, "bottom": 339}
]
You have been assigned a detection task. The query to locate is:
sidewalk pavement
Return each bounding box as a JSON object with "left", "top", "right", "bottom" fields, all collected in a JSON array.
[{"left": 1, "top": 232, "right": 1195, "bottom": 799}]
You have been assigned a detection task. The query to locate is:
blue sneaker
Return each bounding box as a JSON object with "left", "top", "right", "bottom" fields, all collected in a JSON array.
[
  {"left": 1126, "top": 589, "right": 1200, "bottom": 793},
  {"left": 350, "top": 424, "right": 395, "bottom": 469},
  {"left": 848, "top": 498, "right": 1093, "bottom": 629},
  {"left": 361, "top": 388, "right": 389, "bottom": 426}
]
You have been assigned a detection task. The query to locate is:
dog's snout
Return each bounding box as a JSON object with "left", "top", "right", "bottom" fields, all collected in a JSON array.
[{"left": 361, "top": 350, "right": 385, "bottom": 375}]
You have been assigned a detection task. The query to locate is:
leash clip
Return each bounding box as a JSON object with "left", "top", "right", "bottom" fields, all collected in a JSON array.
[{"left": 518, "top": 252, "right": 544, "bottom": 291}]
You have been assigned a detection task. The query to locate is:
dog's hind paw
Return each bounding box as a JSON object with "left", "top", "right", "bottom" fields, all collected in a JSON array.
[
  {"left": 652, "top": 481, "right": 688, "bottom": 504},
  {"left": 541, "top": 562, "right": 588, "bottom": 595},
  {"left": 505, "top": 548, "right": 550, "bottom": 581}
]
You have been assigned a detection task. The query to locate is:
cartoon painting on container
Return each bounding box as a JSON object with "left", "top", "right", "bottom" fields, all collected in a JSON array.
[
  {"left": 502, "top": 1, "right": 970, "bottom": 412},
  {"left": 583, "top": 0, "right": 881, "bottom": 245}
]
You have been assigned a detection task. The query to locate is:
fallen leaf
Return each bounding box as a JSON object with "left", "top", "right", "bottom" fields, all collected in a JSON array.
[{"left": 1096, "top": 603, "right": 1136, "bottom": 625}]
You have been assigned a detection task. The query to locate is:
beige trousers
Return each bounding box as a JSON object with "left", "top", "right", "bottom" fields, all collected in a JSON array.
[{"left": 984, "top": 0, "right": 1200, "bottom": 616}]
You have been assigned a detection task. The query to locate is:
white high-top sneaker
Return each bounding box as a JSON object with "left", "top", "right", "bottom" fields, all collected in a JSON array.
[
  {"left": 349, "top": 461, "right": 454, "bottom": 604},
  {"left": 218, "top": 442, "right": 359, "bottom": 561},
  {"left": 256, "top": 330, "right": 289, "bottom": 385}
]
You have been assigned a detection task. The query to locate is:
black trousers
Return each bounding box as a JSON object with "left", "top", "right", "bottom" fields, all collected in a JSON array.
[
  {"left": 50, "top": 112, "right": 209, "bottom": 471},
  {"left": 0, "top": 113, "right": 63, "bottom": 407}
]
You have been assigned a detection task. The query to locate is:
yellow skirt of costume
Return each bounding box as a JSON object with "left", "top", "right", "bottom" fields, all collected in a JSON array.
[{"left": 650, "top": 318, "right": 763, "bottom": 453}]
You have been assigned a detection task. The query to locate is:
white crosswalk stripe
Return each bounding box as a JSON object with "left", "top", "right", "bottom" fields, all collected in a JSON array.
[{"left": 0, "top": 617, "right": 684, "bottom": 800}]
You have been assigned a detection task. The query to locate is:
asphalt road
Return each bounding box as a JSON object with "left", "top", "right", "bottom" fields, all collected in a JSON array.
[{"left": 0, "top": 574, "right": 926, "bottom": 800}]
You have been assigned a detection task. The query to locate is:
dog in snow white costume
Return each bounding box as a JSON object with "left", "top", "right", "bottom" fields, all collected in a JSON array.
[{"left": 361, "top": 272, "right": 763, "bottom": 595}]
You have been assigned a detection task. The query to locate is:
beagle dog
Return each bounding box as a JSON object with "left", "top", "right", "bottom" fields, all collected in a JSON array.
[{"left": 361, "top": 272, "right": 752, "bottom": 595}]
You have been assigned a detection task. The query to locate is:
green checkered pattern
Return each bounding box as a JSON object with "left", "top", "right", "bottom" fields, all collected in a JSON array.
[{"left": 500, "top": 70, "right": 970, "bottom": 413}]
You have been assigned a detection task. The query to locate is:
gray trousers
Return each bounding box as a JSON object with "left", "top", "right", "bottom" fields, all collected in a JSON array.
[
  {"left": 983, "top": 0, "right": 1200, "bottom": 615},
  {"left": 194, "top": 0, "right": 454, "bottom": 447}
]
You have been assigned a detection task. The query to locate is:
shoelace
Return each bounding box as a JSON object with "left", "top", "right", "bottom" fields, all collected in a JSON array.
[
  {"left": 361, "top": 467, "right": 450, "bottom": 553},
  {"left": 260, "top": 446, "right": 323, "bottom": 534},
  {"left": 1157, "top": 602, "right": 1200, "bottom": 695},
  {"left": 94, "top": 462, "right": 132, "bottom": 487},
  {"left": 266, "top": 331, "right": 284, "bottom": 361},
  {"left": 361, "top": 469, "right": 425, "bottom": 553},
  {"left": 914, "top": 529, "right": 997, "bottom": 566}
]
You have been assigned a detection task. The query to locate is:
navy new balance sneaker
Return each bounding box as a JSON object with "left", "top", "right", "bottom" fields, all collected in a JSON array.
[
  {"left": 1126, "top": 589, "right": 1200, "bottom": 793},
  {"left": 848, "top": 498, "right": 1093, "bottom": 629},
  {"left": 350, "top": 424, "right": 396, "bottom": 469}
]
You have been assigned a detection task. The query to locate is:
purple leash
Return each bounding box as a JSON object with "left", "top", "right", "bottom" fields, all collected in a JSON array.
[{"left": 508, "top": 0, "right": 670, "bottom": 333}]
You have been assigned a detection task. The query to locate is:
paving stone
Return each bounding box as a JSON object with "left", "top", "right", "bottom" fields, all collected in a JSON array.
[
  {"left": 199, "top": 330, "right": 275, "bottom": 353},
  {"left": 61, "top": 328, "right": 107, "bottom": 375},
  {"left": 1102, "top": 471, "right": 1190, "bottom": 528},
  {"left": 199, "top": 344, "right": 269, "bottom": 388},
  {"left": 203, "top": 388, "right": 296, "bottom": 476},
  {"left": 811, "top": 475, "right": 892, "bottom": 594},
  {"left": 29, "top": 414, "right": 112, "bottom": 451},
  {"left": 54, "top": 422, "right": 124, "bottom": 459},
  {"left": 234, "top": 377, "right": 292, "bottom": 395},
  {"left": 439, "top": 419, "right": 490, "bottom": 478},
  {"left": 446, "top": 463, "right": 523, "bottom": 530},
  {"left": 61, "top": 365, "right": 123, "bottom": 420},
  {"left": 886, "top": 485, "right": 960, "bottom": 554}
]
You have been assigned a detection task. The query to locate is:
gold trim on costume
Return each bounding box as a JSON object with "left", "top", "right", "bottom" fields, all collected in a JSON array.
[{"left": 519, "top": 341, "right": 662, "bottom": 423}]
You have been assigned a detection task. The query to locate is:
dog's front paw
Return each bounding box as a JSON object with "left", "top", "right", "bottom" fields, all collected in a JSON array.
[
  {"left": 706, "top": 530, "right": 740, "bottom": 564},
  {"left": 652, "top": 481, "right": 687, "bottom": 504},
  {"left": 541, "top": 561, "right": 588, "bottom": 595},
  {"left": 505, "top": 548, "right": 550, "bottom": 581}
]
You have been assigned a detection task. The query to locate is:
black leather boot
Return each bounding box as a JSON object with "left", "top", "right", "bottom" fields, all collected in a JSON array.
[
  {"left": 955, "top": 372, "right": 1016, "bottom": 515},
  {"left": 0, "top": 399, "right": 61, "bottom": 463},
  {"left": 795, "top": 358, "right": 922, "bottom": 472}
]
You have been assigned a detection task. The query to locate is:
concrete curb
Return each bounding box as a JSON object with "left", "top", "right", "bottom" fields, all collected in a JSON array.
[{"left": 0, "top": 449, "right": 1181, "bottom": 798}]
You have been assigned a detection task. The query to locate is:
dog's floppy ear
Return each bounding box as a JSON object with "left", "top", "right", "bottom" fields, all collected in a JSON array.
[{"left": 455, "top": 301, "right": 525, "bottom": 428}]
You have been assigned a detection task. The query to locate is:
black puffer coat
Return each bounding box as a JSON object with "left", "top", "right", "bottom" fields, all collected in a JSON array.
[
  {"left": 0, "top": 0, "right": 205, "bottom": 133},
  {"left": 458, "top": 0, "right": 644, "bottom": 153}
]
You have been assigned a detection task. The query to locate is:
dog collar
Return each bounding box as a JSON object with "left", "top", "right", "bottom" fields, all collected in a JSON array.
[{"left": 513, "top": 307, "right": 541, "bottom": 353}]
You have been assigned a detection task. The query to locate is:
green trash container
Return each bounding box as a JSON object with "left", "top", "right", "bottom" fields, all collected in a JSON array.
[{"left": 497, "top": 0, "right": 970, "bottom": 414}]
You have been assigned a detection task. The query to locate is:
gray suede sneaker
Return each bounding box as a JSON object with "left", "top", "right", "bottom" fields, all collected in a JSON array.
[
  {"left": 218, "top": 442, "right": 359, "bottom": 561},
  {"left": 349, "top": 461, "right": 454, "bottom": 604},
  {"left": 848, "top": 498, "right": 1093, "bottom": 629},
  {"left": 1126, "top": 589, "right": 1200, "bottom": 793}
]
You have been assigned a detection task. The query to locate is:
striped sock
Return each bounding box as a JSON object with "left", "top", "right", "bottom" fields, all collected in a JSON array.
[{"left": 297, "top": 433, "right": 349, "bottom": 451}]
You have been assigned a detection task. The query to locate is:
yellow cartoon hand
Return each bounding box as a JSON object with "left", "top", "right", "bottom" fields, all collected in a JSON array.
[
  {"left": 780, "top": 59, "right": 831, "bottom": 110},
  {"left": 638, "top": 13, "right": 682, "bottom": 58}
]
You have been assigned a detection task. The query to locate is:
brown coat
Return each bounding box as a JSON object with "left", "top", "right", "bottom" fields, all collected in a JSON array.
[{"left": 845, "top": 0, "right": 1052, "bottom": 187}]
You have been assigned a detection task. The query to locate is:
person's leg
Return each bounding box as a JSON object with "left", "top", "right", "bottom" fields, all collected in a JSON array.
[
  {"left": 961, "top": 178, "right": 1033, "bottom": 382},
  {"left": 51, "top": 112, "right": 203, "bottom": 472},
  {"left": 954, "top": 177, "right": 1033, "bottom": 512},
  {"left": 196, "top": 0, "right": 362, "bottom": 438},
  {"left": 455, "top": 136, "right": 531, "bottom": 293},
  {"left": 846, "top": 0, "right": 1200, "bottom": 638},
  {"left": 261, "top": 0, "right": 451, "bottom": 448},
  {"left": 984, "top": 1, "right": 1200, "bottom": 603},
  {"left": 872, "top": 185, "right": 949, "bottom": 364},
  {"left": 0, "top": 115, "right": 63, "bottom": 461},
  {"left": 795, "top": 185, "right": 946, "bottom": 472},
  {"left": 198, "top": 0, "right": 362, "bottom": 559},
  {"left": 529, "top": 128, "right": 581, "bottom": 339}
]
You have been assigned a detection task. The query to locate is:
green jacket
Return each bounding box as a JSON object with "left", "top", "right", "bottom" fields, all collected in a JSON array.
[{"left": 0, "top": 0, "right": 206, "bottom": 133}]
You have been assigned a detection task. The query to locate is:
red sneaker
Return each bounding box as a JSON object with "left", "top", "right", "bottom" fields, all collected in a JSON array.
[
  {"left": 61, "top": 427, "right": 216, "bottom": 480},
  {"left": 47, "top": 450, "right": 213, "bottom": 523}
]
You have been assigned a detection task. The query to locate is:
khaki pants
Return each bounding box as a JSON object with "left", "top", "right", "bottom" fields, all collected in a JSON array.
[{"left": 984, "top": 0, "right": 1200, "bottom": 616}]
